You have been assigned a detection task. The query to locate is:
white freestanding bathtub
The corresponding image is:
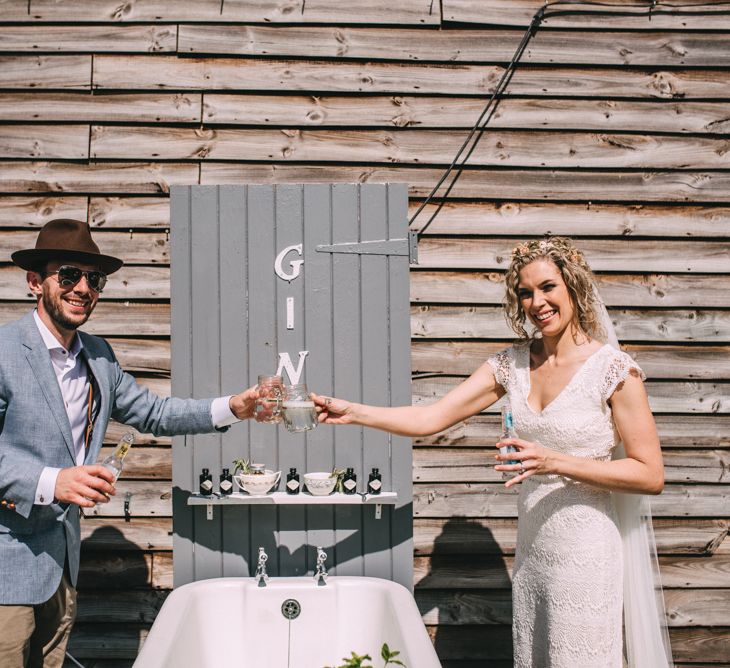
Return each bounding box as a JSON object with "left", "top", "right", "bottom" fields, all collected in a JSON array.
[{"left": 134, "top": 576, "right": 441, "bottom": 668}]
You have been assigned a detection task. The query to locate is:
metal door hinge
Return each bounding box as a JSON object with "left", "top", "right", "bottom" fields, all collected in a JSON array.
[{"left": 316, "top": 231, "right": 418, "bottom": 264}]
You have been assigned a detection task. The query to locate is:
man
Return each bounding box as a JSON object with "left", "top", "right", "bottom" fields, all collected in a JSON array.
[{"left": 0, "top": 219, "right": 257, "bottom": 667}]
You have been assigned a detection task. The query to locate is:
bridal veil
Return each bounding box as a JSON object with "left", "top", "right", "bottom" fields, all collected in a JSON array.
[{"left": 595, "top": 286, "right": 674, "bottom": 667}]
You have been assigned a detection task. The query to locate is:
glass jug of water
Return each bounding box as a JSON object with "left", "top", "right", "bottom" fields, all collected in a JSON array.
[{"left": 282, "top": 383, "right": 318, "bottom": 433}]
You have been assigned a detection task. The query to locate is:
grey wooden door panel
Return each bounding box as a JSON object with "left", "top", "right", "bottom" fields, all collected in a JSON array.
[
  {"left": 361, "top": 184, "right": 394, "bottom": 580},
  {"left": 172, "top": 183, "right": 413, "bottom": 588},
  {"left": 275, "top": 184, "right": 308, "bottom": 578},
  {"left": 387, "top": 184, "right": 414, "bottom": 588},
  {"left": 190, "top": 187, "right": 225, "bottom": 583},
  {"left": 218, "top": 186, "right": 252, "bottom": 579},
  {"left": 330, "top": 184, "right": 366, "bottom": 576},
  {"left": 302, "top": 184, "right": 339, "bottom": 571},
  {"left": 170, "top": 187, "right": 195, "bottom": 587}
]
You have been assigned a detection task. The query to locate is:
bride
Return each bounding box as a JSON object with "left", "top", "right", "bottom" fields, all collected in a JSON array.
[{"left": 313, "top": 236, "right": 672, "bottom": 667}]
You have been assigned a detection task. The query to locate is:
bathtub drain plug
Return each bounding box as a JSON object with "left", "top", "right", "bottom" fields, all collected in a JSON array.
[{"left": 281, "top": 598, "right": 301, "bottom": 620}]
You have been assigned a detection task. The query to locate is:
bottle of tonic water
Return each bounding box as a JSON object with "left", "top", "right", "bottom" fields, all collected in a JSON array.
[
  {"left": 499, "top": 403, "right": 519, "bottom": 481},
  {"left": 102, "top": 432, "right": 135, "bottom": 482}
]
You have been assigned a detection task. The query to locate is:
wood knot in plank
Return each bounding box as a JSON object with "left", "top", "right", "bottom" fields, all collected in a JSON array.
[
  {"left": 706, "top": 117, "right": 730, "bottom": 133},
  {"left": 148, "top": 27, "right": 174, "bottom": 53},
  {"left": 648, "top": 72, "right": 685, "bottom": 99},
  {"left": 111, "top": 2, "right": 134, "bottom": 20},
  {"left": 278, "top": 3, "right": 300, "bottom": 16},
  {"left": 661, "top": 40, "right": 688, "bottom": 59},
  {"left": 334, "top": 30, "right": 349, "bottom": 57},
  {"left": 173, "top": 94, "right": 192, "bottom": 110},
  {"left": 620, "top": 222, "right": 635, "bottom": 236},
  {"left": 192, "top": 145, "right": 211, "bottom": 158},
  {"left": 498, "top": 202, "right": 518, "bottom": 217},
  {"left": 392, "top": 114, "right": 415, "bottom": 128},
  {"left": 306, "top": 109, "right": 324, "bottom": 123},
  {"left": 714, "top": 141, "right": 730, "bottom": 158},
  {"left": 599, "top": 134, "right": 639, "bottom": 151},
  {"left": 390, "top": 97, "right": 415, "bottom": 127}
]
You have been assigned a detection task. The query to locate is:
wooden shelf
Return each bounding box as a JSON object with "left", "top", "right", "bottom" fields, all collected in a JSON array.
[
  {"left": 188, "top": 491, "right": 397, "bottom": 506},
  {"left": 188, "top": 492, "right": 398, "bottom": 519}
]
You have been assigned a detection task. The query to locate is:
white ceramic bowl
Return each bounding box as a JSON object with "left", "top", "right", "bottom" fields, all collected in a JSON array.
[
  {"left": 233, "top": 470, "right": 281, "bottom": 496},
  {"left": 303, "top": 472, "right": 337, "bottom": 496}
]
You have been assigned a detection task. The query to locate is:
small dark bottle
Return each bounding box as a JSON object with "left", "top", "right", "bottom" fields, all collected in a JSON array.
[
  {"left": 367, "top": 468, "right": 382, "bottom": 495},
  {"left": 286, "top": 467, "right": 300, "bottom": 495},
  {"left": 199, "top": 468, "right": 213, "bottom": 496},
  {"left": 219, "top": 468, "right": 233, "bottom": 496},
  {"left": 342, "top": 467, "right": 357, "bottom": 495}
]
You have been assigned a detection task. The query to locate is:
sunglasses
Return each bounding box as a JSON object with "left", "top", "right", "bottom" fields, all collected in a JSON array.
[{"left": 47, "top": 265, "right": 108, "bottom": 293}]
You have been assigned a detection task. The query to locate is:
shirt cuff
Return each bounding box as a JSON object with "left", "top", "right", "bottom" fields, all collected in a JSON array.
[
  {"left": 211, "top": 396, "right": 240, "bottom": 428},
  {"left": 35, "top": 467, "right": 61, "bottom": 505}
]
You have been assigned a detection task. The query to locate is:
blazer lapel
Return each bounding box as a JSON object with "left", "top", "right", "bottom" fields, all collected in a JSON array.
[{"left": 20, "top": 312, "right": 76, "bottom": 463}]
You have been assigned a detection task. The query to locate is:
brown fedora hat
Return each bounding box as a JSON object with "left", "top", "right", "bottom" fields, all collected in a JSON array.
[{"left": 11, "top": 218, "right": 123, "bottom": 275}]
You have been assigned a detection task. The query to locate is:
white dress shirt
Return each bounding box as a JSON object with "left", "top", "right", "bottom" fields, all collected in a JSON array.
[{"left": 33, "top": 310, "right": 238, "bottom": 505}]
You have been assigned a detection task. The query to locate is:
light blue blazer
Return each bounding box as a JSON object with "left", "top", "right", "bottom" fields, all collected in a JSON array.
[{"left": 0, "top": 311, "right": 217, "bottom": 605}]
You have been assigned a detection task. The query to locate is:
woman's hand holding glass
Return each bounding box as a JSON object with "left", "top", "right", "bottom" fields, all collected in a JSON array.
[
  {"left": 495, "top": 438, "right": 563, "bottom": 488},
  {"left": 311, "top": 393, "right": 358, "bottom": 425}
]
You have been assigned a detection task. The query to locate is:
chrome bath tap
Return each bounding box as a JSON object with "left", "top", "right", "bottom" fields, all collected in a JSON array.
[
  {"left": 314, "top": 546, "right": 328, "bottom": 586},
  {"left": 254, "top": 546, "right": 269, "bottom": 587}
]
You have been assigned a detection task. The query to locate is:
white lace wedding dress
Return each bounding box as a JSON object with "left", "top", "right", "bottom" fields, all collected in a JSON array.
[{"left": 488, "top": 342, "right": 644, "bottom": 668}]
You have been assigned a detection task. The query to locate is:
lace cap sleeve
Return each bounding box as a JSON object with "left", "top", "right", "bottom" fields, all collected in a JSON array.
[
  {"left": 601, "top": 349, "right": 646, "bottom": 401},
  {"left": 487, "top": 347, "right": 512, "bottom": 390}
]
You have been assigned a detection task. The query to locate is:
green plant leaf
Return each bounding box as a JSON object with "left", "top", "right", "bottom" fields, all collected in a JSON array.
[
  {"left": 232, "top": 458, "right": 251, "bottom": 474},
  {"left": 336, "top": 650, "right": 373, "bottom": 668},
  {"left": 381, "top": 642, "right": 405, "bottom": 667},
  {"left": 325, "top": 643, "right": 404, "bottom": 668},
  {"left": 331, "top": 467, "right": 346, "bottom": 493}
]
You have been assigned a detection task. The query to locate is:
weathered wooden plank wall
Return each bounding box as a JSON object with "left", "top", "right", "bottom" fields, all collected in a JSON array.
[{"left": 0, "top": 0, "right": 727, "bottom": 665}]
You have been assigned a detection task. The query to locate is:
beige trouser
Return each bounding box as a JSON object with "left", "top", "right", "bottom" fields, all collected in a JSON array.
[{"left": 0, "top": 572, "right": 77, "bottom": 668}]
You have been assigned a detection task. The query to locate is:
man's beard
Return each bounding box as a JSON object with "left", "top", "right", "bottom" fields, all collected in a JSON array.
[{"left": 42, "top": 290, "right": 91, "bottom": 332}]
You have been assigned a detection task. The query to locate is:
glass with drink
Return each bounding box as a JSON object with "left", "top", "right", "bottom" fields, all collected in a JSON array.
[
  {"left": 281, "top": 383, "right": 318, "bottom": 433},
  {"left": 254, "top": 375, "right": 284, "bottom": 423}
]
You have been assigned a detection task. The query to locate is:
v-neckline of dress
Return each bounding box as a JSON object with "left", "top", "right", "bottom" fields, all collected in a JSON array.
[{"left": 524, "top": 343, "right": 608, "bottom": 416}]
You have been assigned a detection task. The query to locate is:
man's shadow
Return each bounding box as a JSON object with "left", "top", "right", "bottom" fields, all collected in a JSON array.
[
  {"left": 65, "top": 525, "right": 153, "bottom": 665},
  {"left": 414, "top": 518, "right": 513, "bottom": 665}
]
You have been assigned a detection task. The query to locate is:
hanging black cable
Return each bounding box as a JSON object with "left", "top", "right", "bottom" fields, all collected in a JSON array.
[
  {"left": 408, "top": 7, "right": 546, "bottom": 236},
  {"left": 411, "top": 0, "right": 730, "bottom": 239}
]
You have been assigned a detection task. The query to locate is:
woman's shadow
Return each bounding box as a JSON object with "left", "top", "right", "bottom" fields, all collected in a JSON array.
[
  {"left": 65, "top": 525, "right": 154, "bottom": 664},
  {"left": 415, "top": 518, "right": 513, "bottom": 665}
]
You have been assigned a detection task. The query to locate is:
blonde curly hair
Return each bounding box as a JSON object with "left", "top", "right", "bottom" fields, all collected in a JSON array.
[{"left": 504, "top": 236, "right": 605, "bottom": 341}]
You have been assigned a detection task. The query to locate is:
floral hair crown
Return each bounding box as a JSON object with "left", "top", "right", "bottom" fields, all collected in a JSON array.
[
  {"left": 511, "top": 238, "right": 583, "bottom": 265},
  {"left": 511, "top": 239, "right": 549, "bottom": 259}
]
